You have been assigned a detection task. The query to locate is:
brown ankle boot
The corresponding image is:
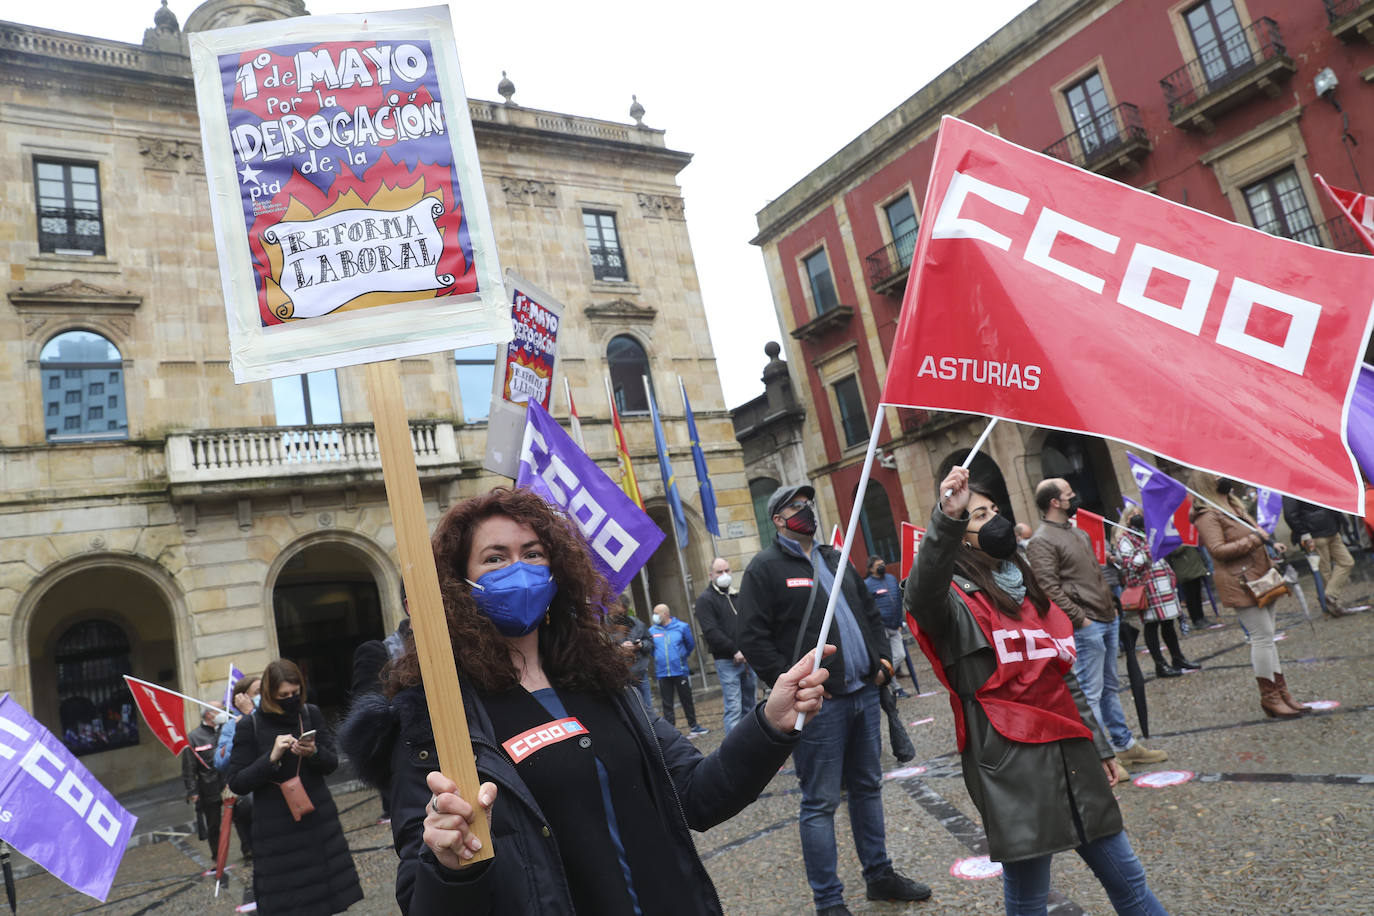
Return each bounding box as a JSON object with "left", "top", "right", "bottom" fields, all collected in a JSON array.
[
  {"left": 1257, "top": 677, "right": 1302, "bottom": 719},
  {"left": 1272, "top": 672, "right": 1310, "bottom": 715}
]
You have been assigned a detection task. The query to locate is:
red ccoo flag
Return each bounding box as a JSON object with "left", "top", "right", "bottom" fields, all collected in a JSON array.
[
  {"left": 124, "top": 675, "right": 189, "bottom": 756},
  {"left": 1071, "top": 508, "right": 1108, "bottom": 565},
  {"left": 884, "top": 117, "right": 1374, "bottom": 514},
  {"left": 1173, "top": 498, "right": 1198, "bottom": 547},
  {"left": 1316, "top": 175, "right": 1374, "bottom": 254}
]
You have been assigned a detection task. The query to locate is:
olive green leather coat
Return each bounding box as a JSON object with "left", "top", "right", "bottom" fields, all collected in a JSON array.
[{"left": 903, "top": 506, "right": 1123, "bottom": 863}]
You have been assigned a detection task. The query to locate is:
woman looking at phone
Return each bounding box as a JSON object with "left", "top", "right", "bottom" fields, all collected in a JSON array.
[
  {"left": 903, "top": 467, "right": 1169, "bottom": 916},
  {"left": 340, "top": 486, "right": 831, "bottom": 915},
  {"left": 228, "top": 658, "right": 363, "bottom": 915}
]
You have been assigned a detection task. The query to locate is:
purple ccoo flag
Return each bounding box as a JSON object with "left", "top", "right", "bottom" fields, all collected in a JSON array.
[
  {"left": 1127, "top": 453, "right": 1189, "bottom": 559},
  {"left": 0, "top": 694, "right": 136, "bottom": 901},
  {"left": 518, "top": 400, "right": 666, "bottom": 596},
  {"left": 1255, "top": 488, "right": 1284, "bottom": 534},
  {"left": 1349, "top": 364, "right": 1374, "bottom": 481}
]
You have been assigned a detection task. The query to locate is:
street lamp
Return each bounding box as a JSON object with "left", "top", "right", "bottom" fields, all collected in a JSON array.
[{"left": 1315, "top": 67, "right": 1364, "bottom": 193}]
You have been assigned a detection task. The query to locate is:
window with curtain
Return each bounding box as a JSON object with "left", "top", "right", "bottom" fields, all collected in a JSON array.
[
  {"left": 804, "top": 248, "right": 839, "bottom": 315},
  {"left": 34, "top": 158, "right": 104, "bottom": 256},
  {"left": 1063, "top": 71, "right": 1119, "bottom": 154},
  {"left": 1243, "top": 168, "right": 1318, "bottom": 246}
]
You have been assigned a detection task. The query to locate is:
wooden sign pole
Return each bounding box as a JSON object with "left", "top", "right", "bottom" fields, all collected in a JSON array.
[{"left": 365, "top": 360, "right": 492, "bottom": 864}]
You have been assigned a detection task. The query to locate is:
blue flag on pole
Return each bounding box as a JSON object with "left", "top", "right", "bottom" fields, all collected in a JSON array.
[
  {"left": 679, "top": 379, "right": 719, "bottom": 537},
  {"left": 646, "top": 379, "right": 689, "bottom": 546},
  {"left": 1126, "top": 453, "right": 1189, "bottom": 559}
]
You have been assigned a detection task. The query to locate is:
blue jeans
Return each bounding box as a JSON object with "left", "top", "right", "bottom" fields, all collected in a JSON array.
[
  {"left": 1001, "top": 830, "right": 1168, "bottom": 915},
  {"left": 634, "top": 672, "right": 652, "bottom": 711},
  {"left": 714, "top": 657, "right": 757, "bottom": 733},
  {"left": 1073, "top": 619, "right": 1135, "bottom": 751},
  {"left": 791, "top": 684, "right": 890, "bottom": 908}
]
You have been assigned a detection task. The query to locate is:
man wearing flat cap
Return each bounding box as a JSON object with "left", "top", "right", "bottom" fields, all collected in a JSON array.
[{"left": 737, "top": 483, "right": 931, "bottom": 915}]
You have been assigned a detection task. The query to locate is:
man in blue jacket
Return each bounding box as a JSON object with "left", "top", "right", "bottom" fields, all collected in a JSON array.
[{"left": 651, "top": 603, "right": 709, "bottom": 737}]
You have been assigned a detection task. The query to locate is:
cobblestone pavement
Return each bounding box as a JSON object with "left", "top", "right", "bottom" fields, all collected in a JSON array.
[{"left": 15, "top": 570, "right": 1374, "bottom": 915}]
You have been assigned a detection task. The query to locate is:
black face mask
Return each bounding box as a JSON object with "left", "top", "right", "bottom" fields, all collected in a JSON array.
[
  {"left": 783, "top": 505, "right": 818, "bottom": 537},
  {"left": 972, "top": 513, "right": 1018, "bottom": 560},
  {"left": 1216, "top": 479, "right": 1236, "bottom": 496},
  {"left": 1129, "top": 516, "right": 1146, "bottom": 532},
  {"left": 277, "top": 695, "right": 302, "bottom": 717},
  {"left": 874, "top": 565, "right": 887, "bottom": 578},
  {"left": 1061, "top": 495, "right": 1081, "bottom": 518}
]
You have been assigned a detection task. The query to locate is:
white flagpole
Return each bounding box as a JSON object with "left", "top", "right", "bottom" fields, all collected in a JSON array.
[
  {"left": 1181, "top": 483, "right": 1265, "bottom": 535},
  {"left": 941, "top": 417, "right": 999, "bottom": 500},
  {"left": 124, "top": 675, "right": 221, "bottom": 713},
  {"left": 563, "top": 376, "right": 585, "bottom": 450},
  {"left": 795, "top": 403, "right": 890, "bottom": 730},
  {"left": 606, "top": 374, "right": 654, "bottom": 618}
]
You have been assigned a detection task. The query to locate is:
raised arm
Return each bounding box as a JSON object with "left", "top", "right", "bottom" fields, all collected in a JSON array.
[{"left": 903, "top": 467, "right": 970, "bottom": 645}]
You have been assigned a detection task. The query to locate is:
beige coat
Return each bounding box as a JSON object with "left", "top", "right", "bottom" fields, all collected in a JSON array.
[{"left": 1189, "top": 472, "right": 1272, "bottom": 609}]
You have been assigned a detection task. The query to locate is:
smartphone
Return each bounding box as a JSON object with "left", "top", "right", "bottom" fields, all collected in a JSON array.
[{"left": 297, "top": 729, "right": 317, "bottom": 741}]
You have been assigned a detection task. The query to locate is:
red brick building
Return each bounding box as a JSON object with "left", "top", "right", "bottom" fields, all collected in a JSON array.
[{"left": 752, "top": 0, "right": 1374, "bottom": 559}]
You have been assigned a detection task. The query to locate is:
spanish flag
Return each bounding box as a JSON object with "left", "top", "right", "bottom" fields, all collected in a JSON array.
[{"left": 604, "top": 375, "right": 644, "bottom": 509}]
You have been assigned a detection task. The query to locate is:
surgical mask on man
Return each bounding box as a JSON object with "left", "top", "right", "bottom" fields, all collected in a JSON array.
[
  {"left": 652, "top": 613, "right": 664, "bottom": 626},
  {"left": 714, "top": 573, "right": 732, "bottom": 590}
]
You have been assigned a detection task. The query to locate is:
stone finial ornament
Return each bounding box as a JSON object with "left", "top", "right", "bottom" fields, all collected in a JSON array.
[
  {"left": 154, "top": 0, "right": 180, "bottom": 33},
  {"left": 630, "top": 94, "right": 645, "bottom": 127},
  {"left": 498, "top": 70, "right": 516, "bottom": 105}
]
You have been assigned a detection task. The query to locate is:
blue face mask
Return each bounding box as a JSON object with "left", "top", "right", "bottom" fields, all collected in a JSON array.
[{"left": 466, "top": 562, "right": 559, "bottom": 637}]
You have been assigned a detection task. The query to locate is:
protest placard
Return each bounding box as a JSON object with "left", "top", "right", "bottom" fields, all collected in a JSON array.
[
  {"left": 190, "top": 6, "right": 509, "bottom": 382},
  {"left": 485, "top": 273, "right": 566, "bottom": 477},
  {"left": 190, "top": 7, "right": 507, "bottom": 862}
]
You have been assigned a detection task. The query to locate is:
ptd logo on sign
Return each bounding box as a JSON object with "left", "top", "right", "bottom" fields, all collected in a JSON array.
[{"left": 0, "top": 715, "right": 124, "bottom": 846}]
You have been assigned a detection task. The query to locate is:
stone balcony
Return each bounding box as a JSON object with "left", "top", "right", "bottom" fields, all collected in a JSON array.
[{"left": 165, "top": 420, "right": 463, "bottom": 498}]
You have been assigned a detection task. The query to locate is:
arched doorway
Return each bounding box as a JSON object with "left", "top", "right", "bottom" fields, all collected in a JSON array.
[
  {"left": 271, "top": 542, "right": 385, "bottom": 717},
  {"left": 937, "top": 450, "right": 1017, "bottom": 524},
  {"left": 749, "top": 477, "right": 780, "bottom": 546},
  {"left": 25, "top": 562, "right": 182, "bottom": 793},
  {"left": 1038, "top": 432, "right": 1122, "bottom": 517},
  {"left": 642, "top": 503, "right": 711, "bottom": 686},
  {"left": 857, "top": 480, "right": 901, "bottom": 563}
]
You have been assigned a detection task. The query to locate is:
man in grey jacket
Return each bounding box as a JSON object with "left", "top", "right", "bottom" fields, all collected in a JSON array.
[{"left": 1026, "top": 478, "right": 1166, "bottom": 771}]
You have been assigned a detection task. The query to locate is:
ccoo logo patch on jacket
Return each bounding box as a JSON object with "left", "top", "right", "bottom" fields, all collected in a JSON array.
[
  {"left": 786, "top": 578, "right": 814, "bottom": 588},
  {"left": 502, "top": 717, "right": 587, "bottom": 763}
]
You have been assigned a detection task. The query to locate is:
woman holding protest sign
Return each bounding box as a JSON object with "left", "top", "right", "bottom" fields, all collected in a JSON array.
[
  {"left": 904, "top": 466, "right": 1169, "bottom": 916},
  {"left": 228, "top": 659, "right": 362, "bottom": 915},
  {"left": 1113, "top": 507, "right": 1201, "bottom": 679},
  {"left": 340, "top": 486, "right": 832, "bottom": 915},
  {"left": 1190, "top": 473, "right": 1307, "bottom": 719}
]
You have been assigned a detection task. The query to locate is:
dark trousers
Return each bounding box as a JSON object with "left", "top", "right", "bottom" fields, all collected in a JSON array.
[
  {"left": 195, "top": 795, "right": 222, "bottom": 860},
  {"left": 1179, "top": 577, "right": 1206, "bottom": 624},
  {"left": 658, "top": 675, "right": 697, "bottom": 727},
  {"left": 1143, "top": 619, "right": 1184, "bottom": 668},
  {"left": 232, "top": 793, "right": 253, "bottom": 857}
]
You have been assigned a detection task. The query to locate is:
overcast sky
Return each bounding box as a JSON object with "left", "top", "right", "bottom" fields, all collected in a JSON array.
[{"left": 19, "top": 0, "right": 1036, "bottom": 408}]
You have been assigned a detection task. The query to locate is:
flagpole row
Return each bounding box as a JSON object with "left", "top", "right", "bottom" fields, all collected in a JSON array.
[
  {"left": 942, "top": 417, "right": 1000, "bottom": 499},
  {"left": 796, "top": 403, "right": 888, "bottom": 730},
  {"left": 123, "top": 675, "right": 222, "bottom": 713}
]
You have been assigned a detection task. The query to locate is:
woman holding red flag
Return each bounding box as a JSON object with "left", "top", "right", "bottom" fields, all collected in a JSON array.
[{"left": 904, "top": 466, "right": 1169, "bottom": 916}]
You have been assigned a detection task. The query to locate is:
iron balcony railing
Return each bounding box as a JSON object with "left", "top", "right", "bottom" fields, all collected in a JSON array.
[
  {"left": 1043, "top": 103, "right": 1147, "bottom": 170},
  {"left": 587, "top": 242, "right": 628, "bottom": 281},
  {"left": 1160, "top": 17, "right": 1286, "bottom": 117},
  {"left": 1273, "top": 213, "right": 1369, "bottom": 253},
  {"left": 37, "top": 206, "right": 105, "bottom": 255},
  {"left": 865, "top": 227, "right": 919, "bottom": 292},
  {"left": 1324, "top": 0, "right": 1372, "bottom": 23}
]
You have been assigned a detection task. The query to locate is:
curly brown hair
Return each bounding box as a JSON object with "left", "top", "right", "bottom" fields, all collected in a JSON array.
[{"left": 384, "top": 487, "right": 631, "bottom": 696}]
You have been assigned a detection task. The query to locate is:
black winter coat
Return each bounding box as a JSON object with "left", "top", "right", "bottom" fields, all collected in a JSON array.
[
  {"left": 695, "top": 585, "right": 744, "bottom": 659},
  {"left": 1282, "top": 497, "right": 1343, "bottom": 542},
  {"left": 339, "top": 681, "right": 800, "bottom": 915},
  {"left": 736, "top": 540, "right": 890, "bottom": 688},
  {"left": 227, "top": 705, "right": 363, "bottom": 916}
]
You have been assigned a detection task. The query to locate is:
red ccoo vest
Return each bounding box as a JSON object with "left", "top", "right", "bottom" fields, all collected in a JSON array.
[{"left": 912, "top": 584, "right": 1092, "bottom": 751}]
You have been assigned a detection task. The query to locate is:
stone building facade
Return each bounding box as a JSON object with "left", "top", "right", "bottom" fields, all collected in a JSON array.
[
  {"left": 752, "top": 0, "right": 1374, "bottom": 560},
  {"left": 0, "top": 1, "right": 756, "bottom": 792},
  {"left": 731, "top": 341, "right": 808, "bottom": 544}
]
